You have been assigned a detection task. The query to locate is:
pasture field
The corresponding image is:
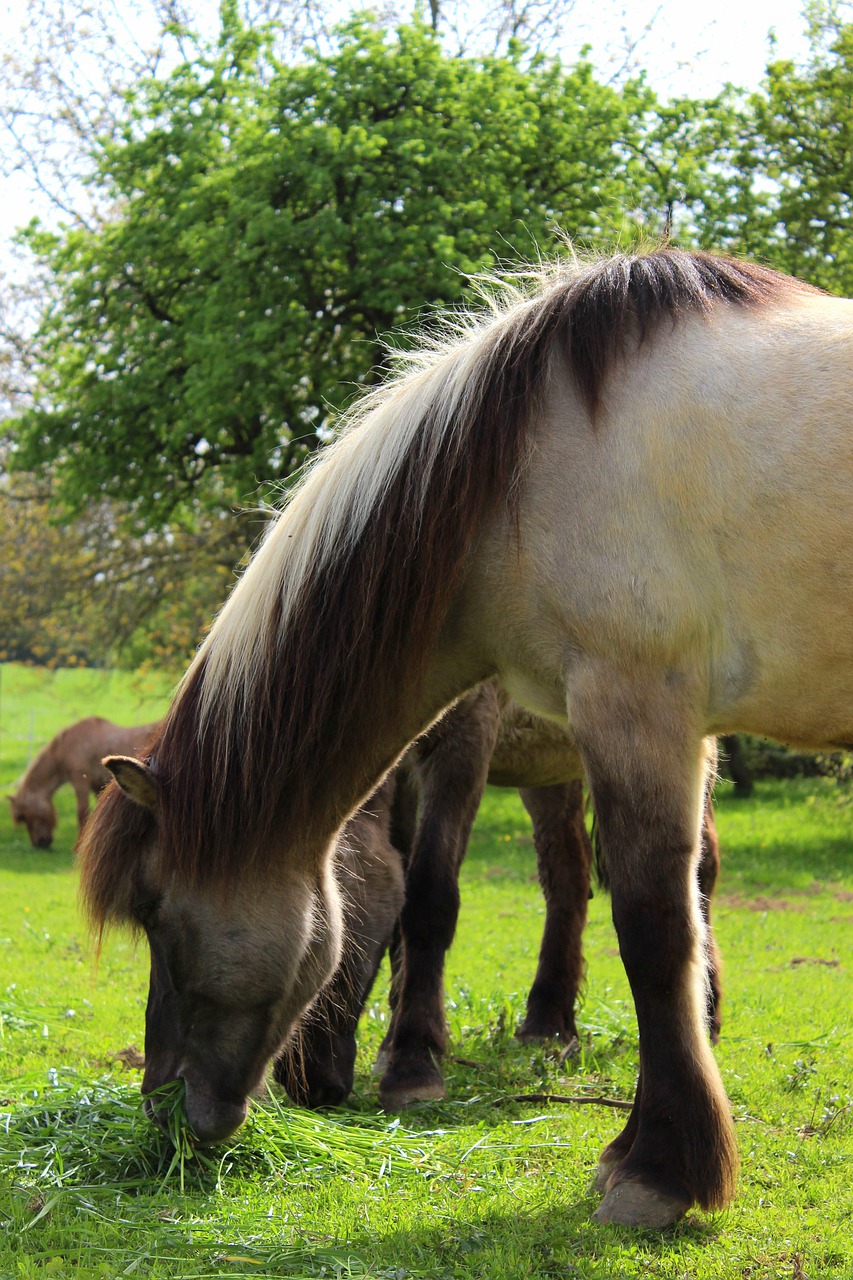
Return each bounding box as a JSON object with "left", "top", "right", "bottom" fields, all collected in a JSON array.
[{"left": 0, "top": 662, "right": 851, "bottom": 1280}]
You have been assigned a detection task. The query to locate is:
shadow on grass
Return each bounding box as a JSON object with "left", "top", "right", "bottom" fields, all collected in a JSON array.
[{"left": 2, "top": 1177, "right": 722, "bottom": 1280}]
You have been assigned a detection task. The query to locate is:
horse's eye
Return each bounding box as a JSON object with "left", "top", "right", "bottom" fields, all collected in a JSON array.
[{"left": 132, "top": 899, "right": 160, "bottom": 927}]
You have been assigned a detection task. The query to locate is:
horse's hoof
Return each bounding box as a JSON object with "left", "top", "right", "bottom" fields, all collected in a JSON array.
[
  {"left": 591, "top": 1158, "right": 619, "bottom": 1193},
  {"left": 593, "top": 1181, "right": 690, "bottom": 1228},
  {"left": 516, "top": 1016, "right": 578, "bottom": 1045},
  {"left": 378, "top": 1079, "right": 446, "bottom": 1111}
]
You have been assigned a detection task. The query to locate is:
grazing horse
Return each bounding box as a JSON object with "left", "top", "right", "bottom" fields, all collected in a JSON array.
[
  {"left": 276, "top": 679, "right": 722, "bottom": 1113},
  {"left": 78, "top": 248, "right": 851, "bottom": 1228},
  {"left": 9, "top": 717, "right": 157, "bottom": 848}
]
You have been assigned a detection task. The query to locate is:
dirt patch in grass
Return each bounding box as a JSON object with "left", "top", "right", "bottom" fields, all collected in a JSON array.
[{"left": 721, "top": 894, "right": 807, "bottom": 913}]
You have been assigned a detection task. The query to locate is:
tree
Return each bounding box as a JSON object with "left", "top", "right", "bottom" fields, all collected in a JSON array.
[
  {"left": 7, "top": 13, "right": 637, "bottom": 521},
  {"left": 0, "top": 466, "right": 254, "bottom": 668},
  {"left": 734, "top": 5, "right": 853, "bottom": 293}
]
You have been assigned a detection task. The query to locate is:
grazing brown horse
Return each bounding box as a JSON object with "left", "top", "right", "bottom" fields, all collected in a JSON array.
[
  {"left": 276, "top": 679, "right": 721, "bottom": 1112},
  {"left": 78, "top": 248, "right": 852, "bottom": 1227},
  {"left": 9, "top": 717, "right": 157, "bottom": 848}
]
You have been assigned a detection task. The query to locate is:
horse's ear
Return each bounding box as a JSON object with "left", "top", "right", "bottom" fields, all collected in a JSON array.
[{"left": 104, "top": 756, "right": 159, "bottom": 810}]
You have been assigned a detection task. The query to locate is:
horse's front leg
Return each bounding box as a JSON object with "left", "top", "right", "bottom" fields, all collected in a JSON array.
[
  {"left": 379, "top": 690, "right": 500, "bottom": 1110},
  {"left": 569, "top": 667, "right": 737, "bottom": 1228}
]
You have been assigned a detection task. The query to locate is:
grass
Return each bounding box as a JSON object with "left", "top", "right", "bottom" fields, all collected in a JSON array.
[{"left": 1, "top": 662, "right": 852, "bottom": 1278}]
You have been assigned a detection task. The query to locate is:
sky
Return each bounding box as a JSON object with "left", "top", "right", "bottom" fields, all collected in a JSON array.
[
  {"left": 0, "top": 0, "right": 816, "bottom": 269},
  {"left": 597, "top": 0, "right": 811, "bottom": 97}
]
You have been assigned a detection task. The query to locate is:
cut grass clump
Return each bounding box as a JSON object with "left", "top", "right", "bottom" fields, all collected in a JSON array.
[{"left": 1, "top": 1069, "right": 442, "bottom": 1202}]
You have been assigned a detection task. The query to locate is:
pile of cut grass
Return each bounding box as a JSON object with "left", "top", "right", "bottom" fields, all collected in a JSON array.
[{"left": 2, "top": 1069, "right": 441, "bottom": 1196}]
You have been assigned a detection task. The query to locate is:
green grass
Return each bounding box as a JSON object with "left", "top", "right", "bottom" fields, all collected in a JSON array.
[{"left": 1, "top": 663, "right": 852, "bottom": 1279}]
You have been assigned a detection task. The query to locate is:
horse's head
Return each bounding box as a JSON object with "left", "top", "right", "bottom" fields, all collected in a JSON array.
[
  {"left": 78, "top": 756, "right": 344, "bottom": 1146},
  {"left": 9, "top": 790, "right": 57, "bottom": 849}
]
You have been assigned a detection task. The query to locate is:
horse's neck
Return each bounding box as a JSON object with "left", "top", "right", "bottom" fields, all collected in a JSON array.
[
  {"left": 303, "top": 648, "right": 492, "bottom": 852},
  {"left": 21, "top": 744, "right": 64, "bottom": 796}
]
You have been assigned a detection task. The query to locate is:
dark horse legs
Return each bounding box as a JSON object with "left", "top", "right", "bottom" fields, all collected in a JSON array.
[
  {"left": 377, "top": 690, "right": 501, "bottom": 1108},
  {"left": 276, "top": 686, "right": 723, "bottom": 1128},
  {"left": 515, "top": 782, "right": 591, "bottom": 1045},
  {"left": 378, "top": 778, "right": 593, "bottom": 1109}
]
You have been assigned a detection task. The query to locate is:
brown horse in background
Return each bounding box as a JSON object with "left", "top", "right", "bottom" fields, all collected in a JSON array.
[
  {"left": 9, "top": 717, "right": 157, "bottom": 848},
  {"left": 78, "top": 248, "right": 852, "bottom": 1227}
]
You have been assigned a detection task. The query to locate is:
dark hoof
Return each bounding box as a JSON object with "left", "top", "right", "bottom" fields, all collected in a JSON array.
[
  {"left": 379, "top": 1059, "right": 446, "bottom": 1111},
  {"left": 593, "top": 1181, "right": 690, "bottom": 1228},
  {"left": 516, "top": 1016, "right": 578, "bottom": 1044}
]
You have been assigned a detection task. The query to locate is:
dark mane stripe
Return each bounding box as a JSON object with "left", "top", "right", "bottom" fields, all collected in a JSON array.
[{"left": 79, "top": 248, "right": 810, "bottom": 916}]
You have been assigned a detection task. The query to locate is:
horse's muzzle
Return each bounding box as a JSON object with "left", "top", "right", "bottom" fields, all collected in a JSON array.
[{"left": 143, "top": 1075, "right": 248, "bottom": 1147}]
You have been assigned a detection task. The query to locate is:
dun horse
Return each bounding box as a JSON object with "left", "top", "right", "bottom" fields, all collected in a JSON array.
[
  {"left": 78, "top": 248, "right": 851, "bottom": 1227},
  {"left": 277, "top": 679, "right": 721, "bottom": 1113},
  {"left": 9, "top": 717, "right": 156, "bottom": 848}
]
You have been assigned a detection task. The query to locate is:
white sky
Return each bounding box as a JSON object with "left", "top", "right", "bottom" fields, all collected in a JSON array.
[
  {"left": 603, "top": 0, "right": 810, "bottom": 97},
  {"left": 0, "top": 0, "right": 815, "bottom": 263}
]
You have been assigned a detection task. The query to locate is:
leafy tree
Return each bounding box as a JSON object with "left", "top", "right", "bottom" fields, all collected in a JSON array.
[
  {"left": 7, "top": 13, "right": 637, "bottom": 522},
  {"left": 616, "top": 83, "right": 759, "bottom": 248},
  {"left": 735, "top": 6, "right": 853, "bottom": 293},
  {"left": 0, "top": 468, "right": 251, "bottom": 668}
]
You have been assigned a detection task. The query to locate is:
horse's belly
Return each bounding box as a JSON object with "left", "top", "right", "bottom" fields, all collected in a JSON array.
[{"left": 488, "top": 696, "right": 582, "bottom": 787}]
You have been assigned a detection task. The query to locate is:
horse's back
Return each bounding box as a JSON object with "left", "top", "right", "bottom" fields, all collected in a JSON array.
[
  {"left": 466, "top": 292, "right": 853, "bottom": 749},
  {"left": 60, "top": 717, "right": 157, "bottom": 777}
]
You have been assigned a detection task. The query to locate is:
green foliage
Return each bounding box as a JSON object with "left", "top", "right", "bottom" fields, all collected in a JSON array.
[
  {"left": 8, "top": 14, "right": 636, "bottom": 519},
  {"left": 739, "top": 13, "right": 853, "bottom": 292},
  {"left": 0, "top": 472, "right": 250, "bottom": 669},
  {"left": 8, "top": 3, "right": 853, "bottom": 664}
]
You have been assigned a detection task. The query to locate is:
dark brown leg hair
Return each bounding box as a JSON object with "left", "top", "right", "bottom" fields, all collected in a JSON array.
[
  {"left": 516, "top": 781, "right": 591, "bottom": 1043},
  {"left": 378, "top": 685, "right": 501, "bottom": 1109}
]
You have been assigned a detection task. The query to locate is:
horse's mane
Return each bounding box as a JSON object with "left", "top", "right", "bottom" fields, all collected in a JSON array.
[{"left": 80, "top": 247, "right": 813, "bottom": 918}]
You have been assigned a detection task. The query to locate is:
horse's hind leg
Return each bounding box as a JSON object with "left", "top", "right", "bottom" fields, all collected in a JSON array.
[
  {"left": 72, "top": 775, "right": 92, "bottom": 831},
  {"left": 516, "top": 781, "right": 591, "bottom": 1045},
  {"left": 569, "top": 666, "right": 738, "bottom": 1227}
]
